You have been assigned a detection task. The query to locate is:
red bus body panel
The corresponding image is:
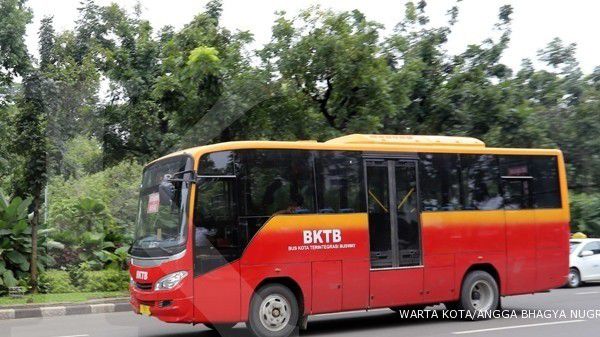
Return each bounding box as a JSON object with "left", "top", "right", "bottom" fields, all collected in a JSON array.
[{"left": 130, "top": 208, "right": 569, "bottom": 324}]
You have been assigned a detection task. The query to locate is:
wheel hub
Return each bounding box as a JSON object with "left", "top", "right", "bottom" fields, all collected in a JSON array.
[
  {"left": 469, "top": 280, "right": 494, "bottom": 311},
  {"left": 259, "top": 294, "right": 290, "bottom": 332}
]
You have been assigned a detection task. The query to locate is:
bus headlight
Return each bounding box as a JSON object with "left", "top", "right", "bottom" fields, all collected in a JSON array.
[{"left": 154, "top": 271, "right": 188, "bottom": 291}]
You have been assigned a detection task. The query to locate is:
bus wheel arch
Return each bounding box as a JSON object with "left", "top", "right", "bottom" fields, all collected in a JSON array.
[
  {"left": 447, "top": 263, "right": 502, "bottom": 313},
  {"left": 463, "top": 263, "right": 501, "bottom": 295},
  {"left": 254, "top": 277, "right": 305, "bottom": 317}
]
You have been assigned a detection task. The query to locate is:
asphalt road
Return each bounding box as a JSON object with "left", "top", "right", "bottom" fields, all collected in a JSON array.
[{"left": 3, "top": 284, "right": 600, "bottom": 337}]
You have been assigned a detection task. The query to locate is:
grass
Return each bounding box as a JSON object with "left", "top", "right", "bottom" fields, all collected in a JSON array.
[{"left": 0, "top": 291, "right": 128, "bottom": 307}]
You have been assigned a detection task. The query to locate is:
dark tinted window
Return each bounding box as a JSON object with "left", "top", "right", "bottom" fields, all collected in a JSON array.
[
  {"left": 502, "top": 179, "right": 532, "bottom": 210},
  {"left": 198, "top": 151, "right": 235, "bottom": 175},
  {"left": 395, "top": 160, "right": 421, "bottom": 266},
  {"left": 366, "top": 160, "right": 392, "bottom": 268},
  {"left": 499, "top": 156, "right": 533, "bottom": 210},
  {"left": 194, "top": 177, "right": 239, "bottom": 275},
  {"left": 499, "top": 155, "right": 530, "bottom": 177},
  {"left": 419, "top": 153, "right": 461, "bottom": 211},
  {"left": 531, "top": 156, "right": 561, "bottom": 208},
  {"left": 460, "top": 154, "right": 503, "bottom": 210},
  {"left": 237, "top": 149, "right": 316, "bottom": 216},
  {"left": 315, "top": 151, "right": 364, "bottom": 213}
]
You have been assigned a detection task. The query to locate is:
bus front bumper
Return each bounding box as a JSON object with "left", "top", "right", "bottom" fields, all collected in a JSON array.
[{"left": 130, "top": 287, "right": 194, "bottom": 323}]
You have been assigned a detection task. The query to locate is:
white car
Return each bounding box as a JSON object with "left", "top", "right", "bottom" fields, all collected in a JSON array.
[{"left": 568, "top": 238, "right": 600, "bottom": 287}]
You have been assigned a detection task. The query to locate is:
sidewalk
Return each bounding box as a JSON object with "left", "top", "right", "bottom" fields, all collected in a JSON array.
[{"left": 0, "top": 297, "right": 131, "bottom": 320}]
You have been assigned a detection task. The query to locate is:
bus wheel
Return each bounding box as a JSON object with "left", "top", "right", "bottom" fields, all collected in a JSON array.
[
  {"left": 248, "top": 283, "right": 299, "bottom": 337},
  {"left": 205, "top": 323, "right": 236, "bottom": 331},
  {"left": 457, "top": 270, "right": 499, "bottom": 320}
]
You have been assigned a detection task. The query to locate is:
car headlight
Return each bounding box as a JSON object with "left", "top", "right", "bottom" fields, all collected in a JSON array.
[
  {"left": 154, "top": 271, "right": 188, "bottom": 291},
  {"left": 130, "top": 277, "right": 135, "bottom": 286}
]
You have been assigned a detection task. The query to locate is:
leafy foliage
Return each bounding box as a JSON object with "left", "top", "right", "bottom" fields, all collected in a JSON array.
[
  {"left": 0, "top": 0, "right": 32, "bottom": 86},
  {"left": 46, "top": 161, "right": 140, "bottom": 270},
  {"left": 38, "top": 268, "right": 128, "bottom": 293},
  {"left": 81, "top": 269, "right": 129, "bottom": 292},
  {"left": 0, "top": 195, "right": 58, "bottom": 292},
  {"left": 570, "top": 193, "right": 600, "bottom": 236},
  {"left": 38, "top": 270, "right": 76, "bottom": 293}
]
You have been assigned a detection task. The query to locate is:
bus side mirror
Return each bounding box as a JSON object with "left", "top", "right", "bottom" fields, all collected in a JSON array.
[{"left": 580, "top": 250, "right": 594, "bottom": 257}]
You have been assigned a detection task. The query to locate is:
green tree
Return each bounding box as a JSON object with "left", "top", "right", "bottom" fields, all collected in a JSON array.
[
  {"left": 0, "top": 0, "right": 32, "bottom": 86},
  {"left": 12, "top": 71, "right": 52, "bottom": 292},
  {"left": 261, "top": 7, "right": 393, "bottom": 137},
  {"left": 38, "top": 16, "right": 56, "bottom": 71},
  {"left": 61, "top": 136, "right": 103, "bottom": 179}
]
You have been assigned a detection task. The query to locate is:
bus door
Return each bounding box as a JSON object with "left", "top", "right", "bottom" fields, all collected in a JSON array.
[
  {"left": 193, "top": 176, "right": 242, "bottom": 322},
  {"left": 365, "top": 157, "right": 424, "bottom": 308},
  {"left": 502, "top": 174, "right": 536, "bottom": 294}
]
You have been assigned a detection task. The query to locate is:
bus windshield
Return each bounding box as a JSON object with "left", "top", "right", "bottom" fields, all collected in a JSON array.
[{"left": 131, "top": 155, "right": 193, "bottom": 257}]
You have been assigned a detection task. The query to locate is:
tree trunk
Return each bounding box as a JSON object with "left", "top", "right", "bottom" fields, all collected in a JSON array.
[{"left": 30, "top": 195, "right": 41, "bottom": 293}]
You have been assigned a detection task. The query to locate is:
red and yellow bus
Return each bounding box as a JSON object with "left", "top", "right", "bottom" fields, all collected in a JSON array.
[{"left": 129, "top": 134, "right": 570, "bottom": 337}]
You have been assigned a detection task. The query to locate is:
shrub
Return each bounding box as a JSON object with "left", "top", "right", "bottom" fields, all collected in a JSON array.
[
  {"left": 68, "top": 263, "right": 90, "bottom": 289},
  {"left": 80, "top": 269, "right": 129, "bottom": 292},
  {"left": 39, "top": 270, "right": 76, "bottom": 294}
]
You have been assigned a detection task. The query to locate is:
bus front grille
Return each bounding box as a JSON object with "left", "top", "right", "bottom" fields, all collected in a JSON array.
[{"left": 135, "top": 282, "right": 153, "bottom": 291}]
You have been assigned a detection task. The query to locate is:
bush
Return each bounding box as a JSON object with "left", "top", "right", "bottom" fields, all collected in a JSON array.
[
  {"left": 80, "top": 269, "right": 129, "bottom": 292},
  {"left": 39, "top": 270, "right": 77, "bottom": 294},
  {"left": 68, "top": 263, "right": 90, "bottom": 289}
]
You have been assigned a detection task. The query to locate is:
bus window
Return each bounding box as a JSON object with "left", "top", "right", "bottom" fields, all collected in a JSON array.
[
  {"left": 236, "top": 150, "right": 316, "bottom": 241},
  {"left": 194, "top": 177, "right": 239, "bottom": 275},
  {"left": 460, "top": 154, "right": 502, "bottom": 210},
  {"left": 499, "top": 155, "right": 533, "bottom": 210},
  {"left": 366, "top": 159, "right": 392, "bottom": 268},
  {"left": 419, "top": 153, "right": 461, "bottom": 211},
  {"left": 198, "top": 151, "right": 235, "bottom": 175},
  {"left": 315, "top": 151, "right": 364, "bottom": 213},
  {"left": 502, "top": 179, "right": 532, "bottom": 210},
  {"left": 395, "top": 160, "right": 420, "bottom": 266},
  {"left": 531, "top": 156, "right": 562, "bottom": 208}
]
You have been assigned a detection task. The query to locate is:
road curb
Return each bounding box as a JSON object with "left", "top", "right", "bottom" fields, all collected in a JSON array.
[{"left": 0, "top": 302, "right": 131, "bottom": 320}]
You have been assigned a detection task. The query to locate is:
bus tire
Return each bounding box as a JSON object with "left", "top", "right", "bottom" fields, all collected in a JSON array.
[
  {"left": 457, "top": 270, "right": 499, "bottom": 320},
  {"left": 248, "top": 283, "right": 299, "bottom": 337}
]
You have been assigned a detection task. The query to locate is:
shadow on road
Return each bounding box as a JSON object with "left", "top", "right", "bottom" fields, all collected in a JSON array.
[
  {"left": 303, "top": 310, "right": 455, "bottom": 336},
  {"left": 145, "top": 309, "right": 464, "bottom": 337},
  {"left": 139, "top": 286, "right": 600, "bottom": 337}
]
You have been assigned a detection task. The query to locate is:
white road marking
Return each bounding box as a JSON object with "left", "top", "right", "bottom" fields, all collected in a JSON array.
[
  {"left": 575, "top": 291, "right": 600, "bottom": 295},
  {"left": 452, "top": 320, "right": 585, "bottom": 334},
  {"left": 52, "top": 335, "right": 89, "bottom": 337}
]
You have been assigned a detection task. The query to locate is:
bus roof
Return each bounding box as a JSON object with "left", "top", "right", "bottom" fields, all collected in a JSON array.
[
  {"left": 148, "top": 134, "right": 562, "bottom": 166},
  {"left": 325, "top": 134, "right": 485, "bottom": 147}
]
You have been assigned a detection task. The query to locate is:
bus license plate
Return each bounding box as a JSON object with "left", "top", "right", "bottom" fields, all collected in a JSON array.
[{"left": 139, "top": 304, "right": 151, "bottom": 316}]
